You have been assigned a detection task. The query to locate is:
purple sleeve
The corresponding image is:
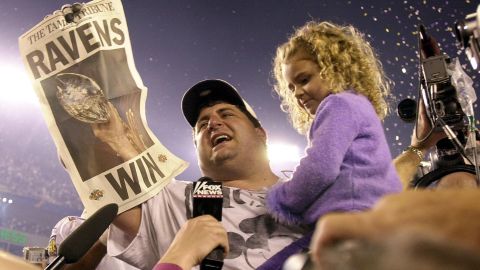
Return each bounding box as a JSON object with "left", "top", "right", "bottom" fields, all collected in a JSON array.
[
  {"left": 152, "top": 263, "right": 183, "bottom": 270},
  {"left": 267, "top": 95, "right": 359, "bottom": 224}
]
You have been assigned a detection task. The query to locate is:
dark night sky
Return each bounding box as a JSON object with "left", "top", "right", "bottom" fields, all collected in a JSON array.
[{"left": 1, "top": 0, "right": 479, "bottom": 215}]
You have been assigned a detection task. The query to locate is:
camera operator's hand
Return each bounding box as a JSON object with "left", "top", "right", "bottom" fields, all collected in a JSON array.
[
  {"left": 394, "top": 99, "right": 446, "bottom": 188},
  {"left": 410, "top": 99, "right": 446, "bottom": 152}
]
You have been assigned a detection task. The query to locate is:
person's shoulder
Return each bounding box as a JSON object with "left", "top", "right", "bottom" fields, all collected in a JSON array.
[
  {"left": 325, "top": 90, "right": 367, "bottom": 106},
  {"left": 316, "top": 91, "right": 359, "bottom": 116},
  {"left": 170, "top": 179, "right": 192, "bottom": 186},
  {"left": 53, "top": 216, "right": 85, "bottom": 232},
  {"left": 155, "top": 178, "right": 192, "bottom": 191},
  {"left": 312, "top": 91, "right": 375, "bottom": 133},
  {"left": 325, "top": 91, "right": 375, "bottom": 115},
  {"left": 51, "top": 216, "right": 85, "bottom": 241},
  {"left": 146, "top": 179, "right": 192, "bottom": 202}
]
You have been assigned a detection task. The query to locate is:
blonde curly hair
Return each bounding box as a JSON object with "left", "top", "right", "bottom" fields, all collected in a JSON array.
[{"left": 273, "top": 21, "right": 392, "bottom": 134}]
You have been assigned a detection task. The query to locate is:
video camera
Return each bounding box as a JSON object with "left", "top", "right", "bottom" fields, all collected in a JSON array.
[
  {"left": 398, "top": 25, "right": 468, "bottom": 170},
  {"left": 397, "top": 5, "right": 480, "bottom": 186}
]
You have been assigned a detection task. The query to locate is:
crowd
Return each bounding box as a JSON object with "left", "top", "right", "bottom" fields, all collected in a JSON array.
[
  {"left": 0, "top": 153, "right": 82, "bottom": 212},
  {"left": 0, "top": 216, "right": 51, "bottom": 236}
]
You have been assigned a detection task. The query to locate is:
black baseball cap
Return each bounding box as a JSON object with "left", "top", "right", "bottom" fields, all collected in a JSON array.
[{"left": 182, "top": 79, "right": 257, "bottom": 127}]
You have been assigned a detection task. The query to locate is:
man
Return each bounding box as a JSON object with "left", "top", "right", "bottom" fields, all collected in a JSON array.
[{"left": 95, "top": 80, "right": 307, "bottom": 270}]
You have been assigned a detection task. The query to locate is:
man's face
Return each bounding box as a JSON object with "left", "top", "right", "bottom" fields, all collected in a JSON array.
[{"left": 193, "top": 103, "right": 266, "bottom": 177}]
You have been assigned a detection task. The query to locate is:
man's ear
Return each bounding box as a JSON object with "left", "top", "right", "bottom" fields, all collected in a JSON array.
[
  {"left": 255, "top": 127, "right": 267, "bottom": 145},
  {"left": 192, "top": 129, "right": 198, "bottom": 148}
]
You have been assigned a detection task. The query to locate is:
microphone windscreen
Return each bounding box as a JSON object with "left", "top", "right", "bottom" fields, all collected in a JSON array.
[
  {"left": 193, "top": 177, "right": 223, "bottom": 221},
  {"left": 58, "top": 203, "right": 118, "bottom": 263},
  {"left": 192, "top": 177, "right": 224, "bottom": 269},
  {"left": 419, "top": 25, "right": 441, "bottom": 58}
]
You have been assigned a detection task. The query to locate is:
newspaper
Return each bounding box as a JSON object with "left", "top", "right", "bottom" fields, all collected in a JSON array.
[{"left": 18, "top": 0, "right": 188, "bottom": 215}]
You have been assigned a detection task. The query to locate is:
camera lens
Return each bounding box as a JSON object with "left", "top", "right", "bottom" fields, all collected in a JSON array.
[
  {"left": 455, "top": 21, "right": 468, "bottom": 48},
  {"left": 455, "top": 13, "right": 477, "bottom": 49},
  {"left": 397, "top": 98, "right": 417, "bottom": 123},
  {"left": 435, "top": 138, "right": 465, "bottom": 168}
]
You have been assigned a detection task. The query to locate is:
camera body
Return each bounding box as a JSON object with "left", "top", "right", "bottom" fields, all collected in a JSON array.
[
  {"left": 421, "top": 54, "right": 467, "bottom": 170},
  {"left": 396, "top": 5, "right": 480, "bottom": 186},
  {"left": 397, "top": 25, "right": 470, "bottom": 173},
  {"left": 420, "top": 54, "right": 465, "bottom": 133}
]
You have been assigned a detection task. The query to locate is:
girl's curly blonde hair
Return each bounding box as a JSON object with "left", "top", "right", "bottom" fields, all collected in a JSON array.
[{"left": 273, "top": 21, "right": 392, "bottom": 134}]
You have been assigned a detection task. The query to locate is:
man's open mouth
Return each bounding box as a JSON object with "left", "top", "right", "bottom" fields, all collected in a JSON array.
[{"left": 212, "top": 134, "right": 231, "bottom": 147}]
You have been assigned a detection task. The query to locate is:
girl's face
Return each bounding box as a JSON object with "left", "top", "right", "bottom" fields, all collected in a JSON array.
[{"left": 281, "top": 50, "right": 331, "bottom": 115}]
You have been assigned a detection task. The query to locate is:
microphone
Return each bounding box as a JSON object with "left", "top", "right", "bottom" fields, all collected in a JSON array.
[
  {"left": 45, "top": 203, "right": 119, "bottom": 270},
  {"left": 192, "top": 177, "right": 224, "bottom": 270},
  {"left": 419, "top": 24, "right": 441, "bottom": 58}
]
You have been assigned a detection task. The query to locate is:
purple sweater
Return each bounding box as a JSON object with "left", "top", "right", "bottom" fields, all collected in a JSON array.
[{"left": 267, "top": 91, "right": 401, "bottom": 225}]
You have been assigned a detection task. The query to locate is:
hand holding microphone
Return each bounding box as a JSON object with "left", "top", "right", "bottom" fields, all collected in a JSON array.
[
  {"left": 157, "top": 177, "right": 228, "bottom": 270},
  {"left": 158, "top": 215, "right": 229, "bottom": 270}
]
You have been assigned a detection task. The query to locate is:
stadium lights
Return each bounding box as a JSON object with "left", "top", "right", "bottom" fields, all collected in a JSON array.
[
  {"left": 1, "top": 197, "right": 13, "bottom": 204},
  {"left": 0, "top": 64, "right": 38, "bottom": 107},
  {"left": 267, "top": 142, "right": 301, "bottom": 163}
]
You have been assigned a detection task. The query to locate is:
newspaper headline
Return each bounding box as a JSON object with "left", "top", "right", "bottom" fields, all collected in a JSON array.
[{"left": 19, "top": 0, "right": 188, "bottom": 215}]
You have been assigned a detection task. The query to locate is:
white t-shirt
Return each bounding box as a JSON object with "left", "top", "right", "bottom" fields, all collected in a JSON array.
[
  {"left": 108, "top": 180, "right": 307, "bottom": 270},
  {"left": 48, "top": 216, "right": 139, "bottom": 270}
]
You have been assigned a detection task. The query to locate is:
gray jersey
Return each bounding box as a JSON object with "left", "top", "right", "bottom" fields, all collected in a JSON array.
[{"left": 108, "top": 180, "right": 307, "bottom": 270}]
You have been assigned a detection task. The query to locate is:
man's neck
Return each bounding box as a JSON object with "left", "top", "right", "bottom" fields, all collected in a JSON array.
[
  {"left": 221, "top": 173, "right": 279, "bottom": 190},
  {"left": 203, "top": 166, "right": 278, "bottom": 190}
]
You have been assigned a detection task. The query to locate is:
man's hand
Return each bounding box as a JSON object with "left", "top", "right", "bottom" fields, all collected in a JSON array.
[
  {"left": 158, "top": 215, "right": 229, "bottom": 270},
  {"left": 310, "top": 189, "right": 480, "bottom": 266}
]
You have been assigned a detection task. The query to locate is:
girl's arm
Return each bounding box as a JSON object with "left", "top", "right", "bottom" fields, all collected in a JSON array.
[{"left": 267, "top": 95, "right": 360, "bottom": 224}]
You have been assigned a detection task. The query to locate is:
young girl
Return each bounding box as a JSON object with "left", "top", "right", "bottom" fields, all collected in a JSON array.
[{"left": 267, "top": 21, "right": 402, "bottom": 225}]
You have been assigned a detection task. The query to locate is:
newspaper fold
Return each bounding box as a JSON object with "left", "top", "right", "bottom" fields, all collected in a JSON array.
[{"left": 18, "top": 0, "right": 188, "bottom": 214}]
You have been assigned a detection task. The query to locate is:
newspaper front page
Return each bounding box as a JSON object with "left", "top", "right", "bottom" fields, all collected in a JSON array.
[{"left": 18, "top": 0, "right": 188, "bottom": 214}]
